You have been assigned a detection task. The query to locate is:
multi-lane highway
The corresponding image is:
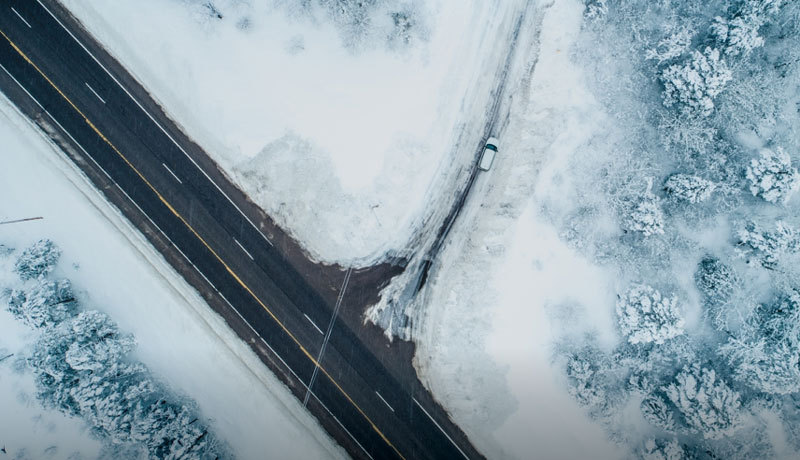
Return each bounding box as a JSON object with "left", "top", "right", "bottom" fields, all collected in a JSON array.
[{"left": 0, "top": 2, "right": 484, "bottom": 459}]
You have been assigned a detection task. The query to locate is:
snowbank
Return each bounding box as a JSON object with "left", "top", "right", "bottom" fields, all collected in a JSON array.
[
  {"left": 0, "top": 97, "right": 343, "bottom": 459},
  {"left": 413, "top": 0, "right": 624, "bottom": 458},
  {"left": 61, "top": 0, "right": 520, "bottom": 266}
]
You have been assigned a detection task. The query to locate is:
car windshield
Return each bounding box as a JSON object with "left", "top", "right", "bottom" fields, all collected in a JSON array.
[{"left": 486, "top": 144, "right": 498, "bottom": 151}]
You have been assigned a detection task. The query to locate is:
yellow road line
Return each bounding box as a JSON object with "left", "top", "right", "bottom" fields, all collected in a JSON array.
[{"left": 0, "top": 27, "right": 405, "bottom": 460}]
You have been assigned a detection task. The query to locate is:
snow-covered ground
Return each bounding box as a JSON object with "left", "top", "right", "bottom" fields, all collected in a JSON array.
[
  {"left": 413, "top": 2, "right": 624, "bottom": 458},
  {"left": 0, "top": 309, "right": 103, "bottom": 459},
  {"left": 416, "top": 0, "right": 800, "bottom": 458},
  {"left": 0, "top": 97, "right": 343, "bottom": 458},
  {"left": 61, "top": 0, "right": 526, "bottom": 266}
]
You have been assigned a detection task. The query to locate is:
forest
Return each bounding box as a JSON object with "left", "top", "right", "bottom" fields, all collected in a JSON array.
[{"left": 554, "top": 0, "right": 800, "bottom": 457}]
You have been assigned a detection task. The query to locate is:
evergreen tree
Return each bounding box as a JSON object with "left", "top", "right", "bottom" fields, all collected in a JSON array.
[
  {"left": 626, "top": 185, "right": 666, "bottom": 236},
  {"left": 710, "top": 15, "right": 765, "bottom": 57},
  {"left": 617, "top": 284, "right": 684, "bottom": 345},
  {"left": 695, "top": 257, "right": 737, "bottom": 307},
  {"left": 661, "top": 47, "right": 732, "bottom": 117},
  {"left": 664, "top": 174, "right": 716, "bottom": 203},
  {"left": 641, "top": 394, "right": 677, "bottom": 431},
  {"left": 14, "top": 239, "right": 61, "bottom": 281},
  {"left": 664, "top": 365, "right": 743, "bottom": 439},
  {"left": 745, "top": 147, "right": 800, "bottom": 204},
  {"left": 721, "top": 290, "right": 800, "bottom": 394},
  {"left": 7, "top": 279, "right": 77, "bottom": 328},
  {"left": 736, "top": 221, "right": 799, "bottom": 269}
]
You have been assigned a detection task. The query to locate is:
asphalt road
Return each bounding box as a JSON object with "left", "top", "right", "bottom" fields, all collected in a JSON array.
[{"left": 0, "top": 2, "right": 485, "bottom": 459}]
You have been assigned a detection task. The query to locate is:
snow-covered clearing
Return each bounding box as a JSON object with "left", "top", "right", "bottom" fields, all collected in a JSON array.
[
  {"left": 414, "top": 2, "right": 622, "bottom": 458},
  {"left": 61, "top": 0, "right": 525, "bottom": 266},
  {"left": 0, "top": 97, "right": 343, "bottom": 458}
]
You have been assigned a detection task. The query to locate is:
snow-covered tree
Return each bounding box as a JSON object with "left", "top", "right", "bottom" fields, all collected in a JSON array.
[
  {"left": 565, "top": 351, "right": 606, "bottom": 409},
  {"left": 694, "top": 257, "right": 737, "bottom": 307},
  {"left": 742, "top": 0, "right": 787, "bottom": 17},
  {"left": 309, "top": 0, "right": 428, "bottom": 50},
  {"left": 26, "top": 308, "right": 222, "bottom": 458},
  {"left": 617, "top": 284, "right": 684, "bottom": 345},
  {"left": 664, "top": 174, "right": 716, "bottom": 203},
  {"left": 725, "top": 339, "right": 800, "bottom": 394},
  {"left": 664, "top": 365, "right": 744, "bottom": 439},
  {"left": 646, "top": 27, "right": 694, "bottom": 64},
  {"left": 721, "top": 290, "right": 800, "bottom": 394},
  {"left": 7, "top": 279, "right": 77, "bottom": 328},
  {"left": 745, "top": 147, "right": 800, "bottom": 203},
  {"left": 72, "top": 362, "right": 152, "bottom": 442},
  {"left": 737, "top": 221, "right": 799, "bottom": 269},
  {"left": 710, "top": 15, "right": 765, "bottom": 57},
  {"left": 564, "top": 346, "right": 626, "bottom": 416},
  {"left": 584, "top": 0, "right": 608, "bottom": 20},
  {"left": 661, "top": 47, "right": 732, "bottom": 117},
  {"left": 14, "top": 239, "right": 61, "bottom": 281},
  {"left": 694, "top": 257, "right": 743, "bottom": 329},
  {"left": 136, "top": 400, "right": 214, "bottom": 459},
  {"left": 639, "top": 438, "right": 684, "bottom": 460},
  {"left": 641, "top": 394, "right": 677, "bottom": 431},
  {"left": 64, "top": 311, "right": 136, "bottom": 372},
  {"left": 28, "top": 310, "right": 134, "bottom": 413},
  {"left": 626, "top": 183, "right": 665, "bottom": 236}
]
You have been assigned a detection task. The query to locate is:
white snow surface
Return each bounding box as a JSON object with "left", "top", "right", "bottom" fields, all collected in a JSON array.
[
  {"left": 0, "top": 98, "right": 344, "bottom": 459},
  {"left": 413, "top": 1, "right": 625, "bottom": 458},
  {"left": 0, "top": 301, "right": 103, "bottom": 459},
  {"left": 60, "top": 0, "right": 523, "bottom": 266}
]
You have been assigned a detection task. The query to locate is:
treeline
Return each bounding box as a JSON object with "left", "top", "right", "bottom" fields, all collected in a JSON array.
[{"left": 2, "top": 239, "right": 226, "bottom": 459}]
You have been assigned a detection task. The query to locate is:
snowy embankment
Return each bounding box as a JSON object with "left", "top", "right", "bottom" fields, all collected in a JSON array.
[
  {"left": 61, "top": 0, "right": 520, "bottom": 267},
  {"left": 414, "top": 2, "right": 622, "bottom": 458},
  {"left": 0, "top": 99, "right": 343, "bottom": 458}
]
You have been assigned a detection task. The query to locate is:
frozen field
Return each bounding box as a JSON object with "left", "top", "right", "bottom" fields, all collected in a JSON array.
[
  {"left": 0, "top": 97, "right": 343, "bottom": 459},
  {"left": 62, "top": 0, "right": 526, "bottom": 266}
]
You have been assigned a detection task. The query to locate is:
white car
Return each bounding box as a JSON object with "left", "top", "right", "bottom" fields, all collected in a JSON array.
[{"left": 479, "top": 137, "right": 499, "bottom": 171}]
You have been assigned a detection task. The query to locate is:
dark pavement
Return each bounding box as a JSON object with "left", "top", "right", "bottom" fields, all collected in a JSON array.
[{"left": 0, "top": 2, "right": 484, "bottom": 459}]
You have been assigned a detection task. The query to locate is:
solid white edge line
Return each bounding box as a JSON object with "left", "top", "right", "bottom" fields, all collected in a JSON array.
[
  {"left": 10, "top": 7, "right": 33, "bottom": 28},
  {"left": 161, "top": 162, "right": 183, "bottom": 184},
  {"left": 84, "top": 81, "right": 106, "bottom": 104},
  {"left": 375, "top": 391, "right": 395, "bottom": 413},
  {"left": 35, "top": 0, "right": 274, "bottom": 248},
  {"left": 413, "top": 398, "right": 470, "bottom": 460},
  {"left": 234, "top": 238, "right": 254, "bottom": 261},
  {"left": 304, "top": 314, "right": 324, "bottom": 335},
  {"left": 195, "top": 268, "right": 216, "bottom": 292}
]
